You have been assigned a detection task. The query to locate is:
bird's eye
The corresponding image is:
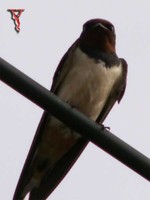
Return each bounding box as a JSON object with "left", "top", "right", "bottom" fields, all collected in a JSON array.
[
  {"left": 83, "top": 26, "right": 86, "bottom": 32},
  {"left": 105, "top": 24, "right": 114, "bottom": 32},
  {"left": 83, "top": 25, "right": 88, "bottom": 32},
  {"left": 82, "top": 22, "right": 93, "bottom": 32}
]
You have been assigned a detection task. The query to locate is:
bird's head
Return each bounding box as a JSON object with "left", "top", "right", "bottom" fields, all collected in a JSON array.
[{"left": 79, "top": 19, "right": 116, "bottom": 53}]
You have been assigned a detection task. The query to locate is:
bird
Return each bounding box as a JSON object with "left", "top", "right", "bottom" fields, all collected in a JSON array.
[{"left": 13, "top": 18, "right": 127, "bottom": 200}]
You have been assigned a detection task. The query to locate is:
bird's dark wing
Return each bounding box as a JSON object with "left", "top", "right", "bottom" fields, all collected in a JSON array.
[
  {"left": 13, "top": 40, "right": 89, "bottom": 200},
  {"left": 13, "top": 111, "right": 48, "bottom": 200},
  {"left": 29, "top": 137, "right": 88, "bottom": 200},
  {"left": 51, "top": 39, "right": 79, "bottom": 93},
  {"left": 96, "top": 58, "right": 128, "bottom": 123}
]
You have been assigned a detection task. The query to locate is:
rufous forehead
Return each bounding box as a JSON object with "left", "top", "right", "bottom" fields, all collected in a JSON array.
[{"left": 83, "top": 18, "right": 113, "bottom": 28}]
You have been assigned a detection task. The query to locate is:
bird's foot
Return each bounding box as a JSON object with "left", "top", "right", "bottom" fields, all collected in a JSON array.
[{"left": 97, "top": 123, "right": 110, "bottom": 131}]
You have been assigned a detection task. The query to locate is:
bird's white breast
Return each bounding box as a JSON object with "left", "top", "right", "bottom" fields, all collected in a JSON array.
[{"left": 58, "top": 47, "right": 123, "bottom": 121}]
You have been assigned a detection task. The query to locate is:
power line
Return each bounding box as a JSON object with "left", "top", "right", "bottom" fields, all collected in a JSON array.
[{"left": 1, "top": 57, "right": 150, "bottom": 181}]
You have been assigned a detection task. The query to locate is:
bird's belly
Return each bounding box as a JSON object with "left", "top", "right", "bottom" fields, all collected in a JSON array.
[{"left": 58, "top": 60, "right": 122, "bottom": 121}]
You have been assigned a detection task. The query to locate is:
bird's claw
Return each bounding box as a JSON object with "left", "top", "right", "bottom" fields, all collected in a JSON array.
[{"left": 97, "top": 123, "right": 110, "bottom": 131}]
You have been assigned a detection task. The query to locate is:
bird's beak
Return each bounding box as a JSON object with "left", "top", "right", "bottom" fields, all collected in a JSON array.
[{"left": 91, "top": 23, "right": 108, "bottom": 31}]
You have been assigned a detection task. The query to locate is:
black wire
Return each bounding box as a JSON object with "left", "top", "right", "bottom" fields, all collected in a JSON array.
[{"left": 1, "top": 57, "right": 150, "bottom": 181}]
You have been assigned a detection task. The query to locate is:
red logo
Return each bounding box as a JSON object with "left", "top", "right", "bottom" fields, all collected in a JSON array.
[{"left": 8, "top": 9, "right": 24, "bottom": 33}]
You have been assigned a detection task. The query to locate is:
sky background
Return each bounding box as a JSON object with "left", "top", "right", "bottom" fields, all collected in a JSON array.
[{"left": 1, "top": 1, "right": 150, "bottom": 199}]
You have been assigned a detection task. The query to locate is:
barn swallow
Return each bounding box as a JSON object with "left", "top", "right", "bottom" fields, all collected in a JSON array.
[{"left": 13, "top": 19, "right": 127, "bottom": 200}]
